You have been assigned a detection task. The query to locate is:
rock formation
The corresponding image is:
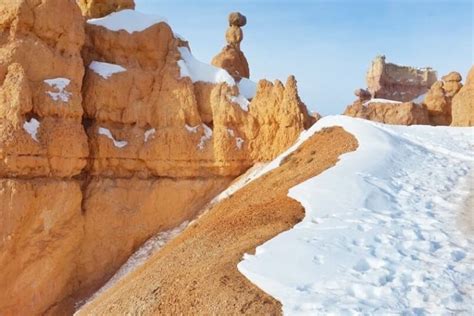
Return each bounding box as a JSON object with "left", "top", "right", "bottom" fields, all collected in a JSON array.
[
  {"left": 422, "top": 71, "right": 463, "bottom": 125},
  {"left": 344, "top": 99, "right": 430, "bottom": 125},
  {"left": 211, "top": 12, "right": 250, "bottom": 79},
  {"left": 0, "top": 2, "right": 314, "bottom": 315},
  {"left": 451, "top": 66, "right": 474, "bottom": 126},
  {"left": 367, "top": 55, "right": 437, "bottom": 102},
  {"left": 78, "top": 0, "right": 135, "bottom": 19}
]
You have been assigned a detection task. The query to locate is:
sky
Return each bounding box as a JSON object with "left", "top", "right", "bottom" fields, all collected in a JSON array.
[{"left": 135, "top": 0, "right": 473, "bottom": 115}]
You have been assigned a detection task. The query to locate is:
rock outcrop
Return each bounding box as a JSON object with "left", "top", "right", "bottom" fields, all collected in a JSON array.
[
  {"left": 344, "top": 99, "right": 430, "bottom": 125},
  {"left": 422, "top": 71, "right": 463, "bottom": 125},
  {"left": 211, "top": 12, "right": 250, "bottom": 79},
  {"left": 0, "top": 2, "right": 314, "bottom": 315},
  {"left": 367, "top": 55, "right": 437, "bottom": 102},
  {"left": 451, "top": 66, "right": 474, "bottom": 126},
  {"left": 78, "top": 0, "right": 135, "bottom": 19}
]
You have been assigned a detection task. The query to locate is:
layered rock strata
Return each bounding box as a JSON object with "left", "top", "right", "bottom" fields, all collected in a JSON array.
[
  {"left": 367, "top": 55, "right": 437, "bottom": 102},
  {"left": 0, "top": 2, "right": 314, "bottom": 315}
]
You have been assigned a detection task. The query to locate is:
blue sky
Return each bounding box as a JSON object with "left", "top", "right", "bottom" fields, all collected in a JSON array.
[{"left": 135, "top": 0, "right": 473, "bottom": 115}]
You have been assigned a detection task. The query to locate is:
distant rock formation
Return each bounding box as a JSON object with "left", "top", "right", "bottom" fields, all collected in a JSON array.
[
  {"left": 451, "top": 66, "right": 474, "bottom": 126},
  {"left": 211, "top": 12, "right": 250, "bottom": 79},
  {"left": 344, "top": 99, "right": 429, "bottom": 125},
  {"left": 367, "top": 55, "right": 437, "bottom": 102},
  {"left": 0, "top": 2, "right": 314, "bottom": 315},
  {"left": 422, "top": 71, "right": 463, "bottom": 125},
  {"left": 78, "top": 0, "right": 135, "bottom": 19}
]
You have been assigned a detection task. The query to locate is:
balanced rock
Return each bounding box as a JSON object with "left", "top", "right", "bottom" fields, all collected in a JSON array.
[
  {"left": 422, "top": 71, "right": 463, "bottom": 125},
  {"left": 451, "top": 66, "right": 474, "bottom": 126},
  {"left": 366, "top": 55, "right": 437, "bottom": 102},
  {"left": 211, "top": 12, "right": 250, "bottom": 79},
  {"left": 78, "top": 0, "right": 135, "bottom": 19}
]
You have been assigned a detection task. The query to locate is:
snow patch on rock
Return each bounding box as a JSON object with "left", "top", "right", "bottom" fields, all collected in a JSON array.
[
  {"left": 98, "top": 127, "right": 128, "bottom": 148},
  {"left": 44, "top": 78, "right": 71, "bottom": 102},
  {"left": 363, "top": 98, "right": 402, "bottom": 106},
  {"left": 89, "top": 61, "right": 126, "bottom": 79},
  {"left": 177, "top": 47, "right": 235, "bottom": 86},
  {"left": 23, "top": 118, "right": 40, "bottom": 142},
  {"left": 197, "top": 124, "right": 213, "bottom": 150},
  {"left": 144, "top": 128, "right": 156, "bottom": 143}
]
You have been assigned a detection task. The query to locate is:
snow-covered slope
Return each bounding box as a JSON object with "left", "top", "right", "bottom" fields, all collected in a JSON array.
[{"left": 239, "top": 116, "right": 474, "bottom": 315}]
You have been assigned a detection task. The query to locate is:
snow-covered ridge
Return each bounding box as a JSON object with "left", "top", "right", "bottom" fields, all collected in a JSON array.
[
  {"left": 87, "top": 9, "right": 167, "bottom": 33},
  {"left": 89, "top": 61, "right": 126, "bottom": 79},
  {"left": 178, "top": 47, "right": 235, "bottom": 86},
  {"left": 238, "top": 116, "right": 474, "bottom": 315}
]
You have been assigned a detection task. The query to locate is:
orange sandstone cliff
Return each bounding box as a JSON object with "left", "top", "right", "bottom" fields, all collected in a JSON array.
[{"left": 0, "top": 1, "right": 314, "bottom": 315}]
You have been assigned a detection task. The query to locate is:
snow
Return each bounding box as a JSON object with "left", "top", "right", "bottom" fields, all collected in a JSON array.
[
  {"left": 235, "top": 137, "right": 245, "bottom": 150},
  {"left": 177, "top": 47, "right": 235, "bottom": 86},
  {"left": 238, "top": 78, "right": 257, "bottom": 100},
  {"left": 363, "top": 98, "right": 402, "bottom": 106},
  {"left": 238, "top": 115, "right": 474, "bottom": 315},
  {"left": 75, "top": 221, "right": 189, "bottom": 313},
  {"left": 185, "top": 124, "right": 199, "bottom": 133},
  {"left": 229, "top": 95, "right": 250, "bottom": 111},
  {"left": 44, "top": 78, "right": 71, "bottom": 102},
  {"left": 211, "top": 163, "right": 269, "bottom": 204},
  {"left": 98, "top": 127, "right": 128, "bottom": 148},
  {"left": 197, "top": 124, "right": 213, "bottom": 150},
  {"left": 144, "top": 128, "right": 156, "bottom": 142},
  {"left": 23, "top": 118, "right": 40, "bottom": 142},
  {"left": 87, "top": 9, "right": 166, "bottom": 33},
  {"left": 412, "top": 93, "right": 427, "bottom": 104},
  {"left": 89, "top": 61, "right": 126, "bottom": 79}
]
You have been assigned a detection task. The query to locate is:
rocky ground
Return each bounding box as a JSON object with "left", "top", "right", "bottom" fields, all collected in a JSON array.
[{"left": 76, "top": 127, "right": 358, "bottom": 315}]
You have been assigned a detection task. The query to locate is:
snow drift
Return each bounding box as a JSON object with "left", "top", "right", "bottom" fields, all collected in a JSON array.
[{"left": 239, "top": 115, "right": 474, "bottom": 315}]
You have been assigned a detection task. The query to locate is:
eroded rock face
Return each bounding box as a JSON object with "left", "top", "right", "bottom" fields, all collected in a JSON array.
[
  {"left": 422, "top": 71, "right": 463, "bottom": 125},
  {"left": 343, "top": 100, "right": 430, "bottom": 125},
  {"left": 451, "top": 66, "right": 474, "bottom": 126},
  {"left": 78, "top": 0, "right": 135, "bottom": 19},
  {"left": 211, "top": 12, "right": 250, "bottom": 79},
  {"left": 0, "top": 2, "right": 314, "bottom": 315},
  {"left": 367, "top": 55, "right": 437, "bottom": 102}
]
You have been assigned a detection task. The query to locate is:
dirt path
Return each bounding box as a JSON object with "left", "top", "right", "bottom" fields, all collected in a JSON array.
[{"left": 77, "top": 127, "right": 358, "bottom": 315}]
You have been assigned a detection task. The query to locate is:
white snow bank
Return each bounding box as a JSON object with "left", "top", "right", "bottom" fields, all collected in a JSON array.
[
  {"left": 98, "top": 127, "right": 128, "bottom": 148},
  {"left": 87, "top": 9, "right": 166, "bottom": 33},
  {"left": 364, "top": 98, "right": 402, "bottom": 106},
  {"left": 44, "top": 78, "right": 71, "bottom": 102},
  {"left": 75, "top": 221, "right": 189, "bottom": 313},
  {"left": 144, "top": 128, "right": 156, "bottom": 142},
  {"left": 23, "top": 118, "right": 40, "bottom": 142},
  {"left": 185, "top": 124, "right": 199, "bottom": 133},
  {"left": 238, "top": 78, "right": 257, "bottom": 100},
  {"left": 177, "top": 47, "right": 235, "bottom": 86},
  {"left": 239, "top": 115, "right": 474, "bottom": 315},
  {"left": 89, "top": 61, "right": 126, "bottom": 79}
]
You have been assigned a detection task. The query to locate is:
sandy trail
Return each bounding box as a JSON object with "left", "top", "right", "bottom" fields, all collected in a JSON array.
[{"left": 76, "top": 127, "right": 358, "bottom": 315}]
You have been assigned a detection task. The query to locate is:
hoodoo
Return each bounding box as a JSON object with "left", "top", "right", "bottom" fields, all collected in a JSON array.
[
  {"left": 211, "top": 12, "right": 250, "bottom": 79},
  {"left": 0, "top": 1, "right": 314, "bottom": 314}
]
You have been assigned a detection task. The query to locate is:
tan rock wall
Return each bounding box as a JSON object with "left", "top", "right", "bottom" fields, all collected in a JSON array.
[{"left": 451, "top": 67, "right": 474, "bottom": 126}]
